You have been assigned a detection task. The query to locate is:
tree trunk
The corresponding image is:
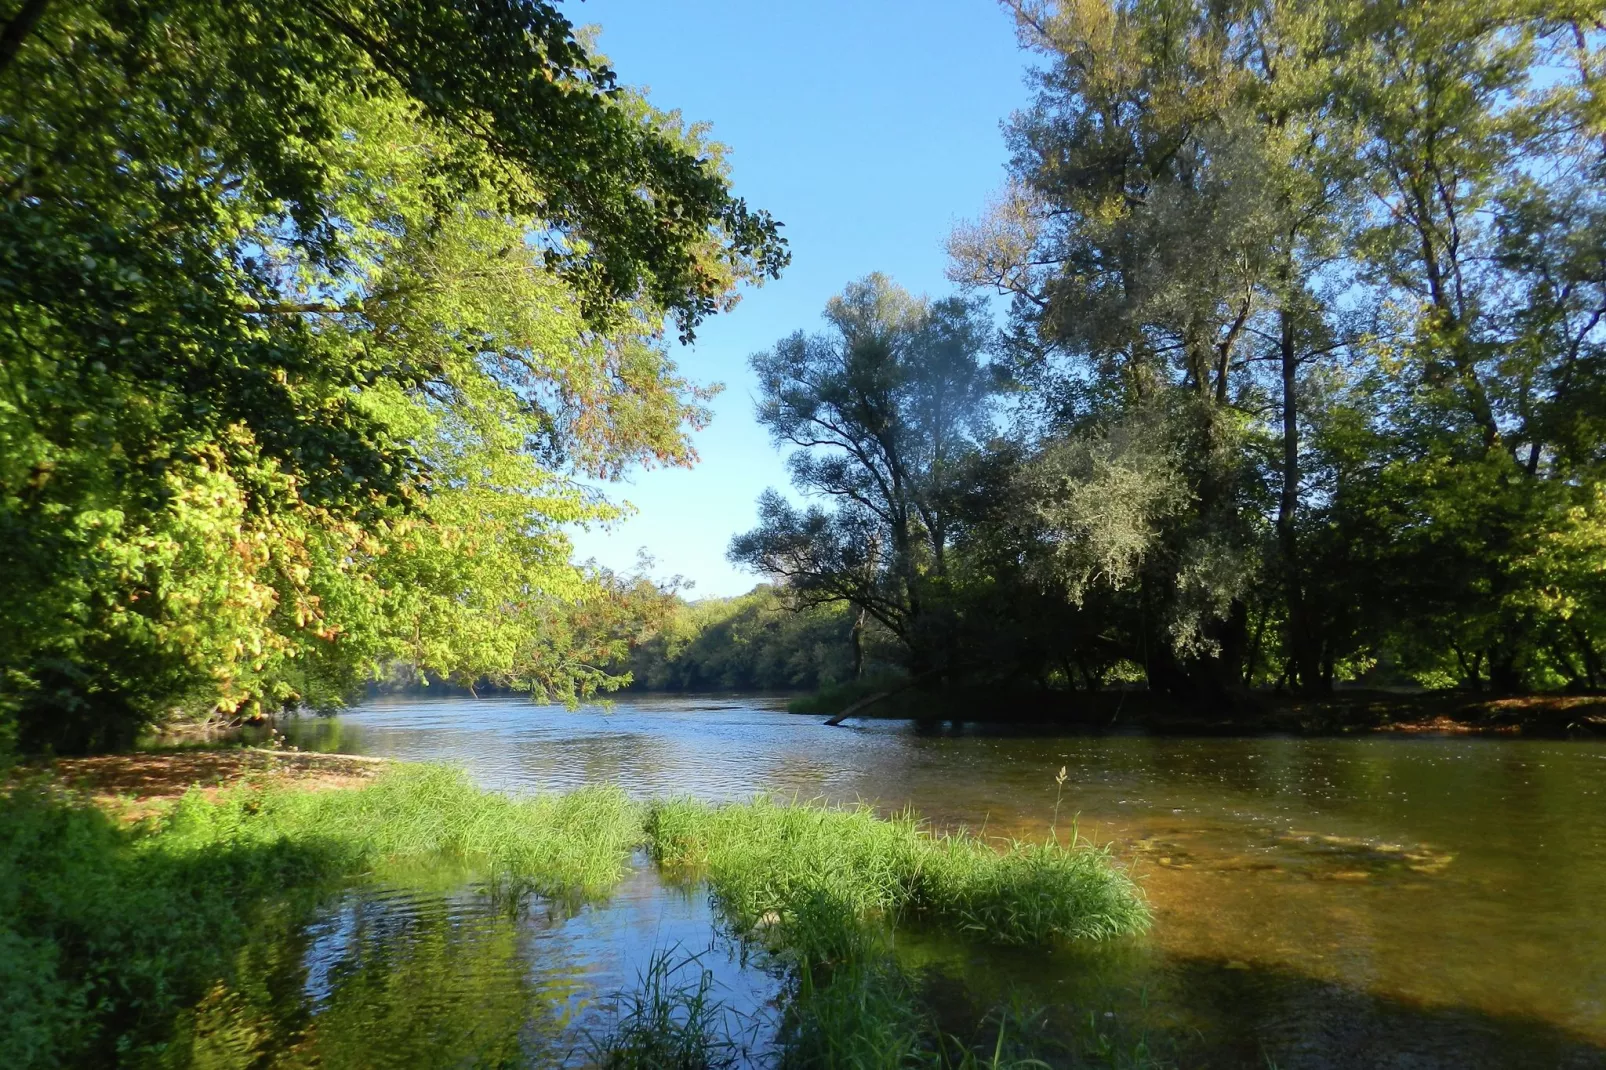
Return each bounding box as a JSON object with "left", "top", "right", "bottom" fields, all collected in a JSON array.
[
  {"left": 850, "top": 607, "right": 866, "bottom": 681},
  {"left": 1276, "top": 304, "right": 1324, "bottom": 693}
]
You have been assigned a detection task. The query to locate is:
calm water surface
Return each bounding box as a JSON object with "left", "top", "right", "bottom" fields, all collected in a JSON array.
[{"left": 242, "top": 694, "right": 1606, "bottom": 1068}]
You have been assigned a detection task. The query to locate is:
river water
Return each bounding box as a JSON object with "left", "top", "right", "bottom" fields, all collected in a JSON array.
[{"left": 205, "top": 693, "right": 1605, "bottom": 1068}]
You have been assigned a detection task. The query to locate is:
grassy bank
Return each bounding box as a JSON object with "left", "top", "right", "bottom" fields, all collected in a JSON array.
[
  {"left": 0, "top": 766, "right": 638, "bottom": 1067},
  {"left": 3, "top": 763, "right": 1150, "bottom": 1068}
]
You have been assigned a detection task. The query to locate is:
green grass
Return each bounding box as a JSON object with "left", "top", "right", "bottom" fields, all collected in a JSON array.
[
  {"left": 643, "top": 796, "right": 1151, "bottom": 1068},
  {"left": 156, "top": 763, "right": 640, "bottom": 899},
  {"left": 0, "top": 765, "right": 638, "bottom": 1068},
  {"left": 4, "top": 765, "right": 1154, "bottom": 1068},
  {"left": 645, "top": 796, "right": 1149, "bottom": 947},
  {"left": 585, "top": 945, "right": 744, "bottom": 1069}
]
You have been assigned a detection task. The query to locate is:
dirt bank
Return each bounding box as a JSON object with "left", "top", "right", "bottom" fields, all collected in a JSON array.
[{"left": 22, "top": 747, "right": 390, "bottom": 819}]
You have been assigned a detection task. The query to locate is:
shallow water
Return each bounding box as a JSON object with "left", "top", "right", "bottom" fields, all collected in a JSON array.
[{"left": 244, "top": 693, "right": 1606, "bottom": 1068}]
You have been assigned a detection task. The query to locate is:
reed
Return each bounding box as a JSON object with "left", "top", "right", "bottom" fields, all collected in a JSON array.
[{"left": 584, "top": 945, "right": 743, "bottom": 1070}]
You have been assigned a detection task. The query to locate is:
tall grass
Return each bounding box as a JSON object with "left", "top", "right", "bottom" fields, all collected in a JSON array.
[
  {"left": 645, "top": 796, "right": 1149, "bottom": 946},
  {"left": 156, "top": 763, "right": 640, "bottom": 898},
  {"left": 0, "top": 766, "right": 638, "bottom": 1068},
  {"left": 583, "top": 945, "right": 745, "bottom": 1069},
  {"left": 645, "top": 796, "right": 1150, "bottom": 1069}
]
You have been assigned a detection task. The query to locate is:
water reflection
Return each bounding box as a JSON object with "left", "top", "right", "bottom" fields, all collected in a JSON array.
[
  {"left": 160, "top": 859, "right": 781, "bottom": 1069},
  {"left": 275, "top": 694, "right": 1606, "bottom": 1067}
]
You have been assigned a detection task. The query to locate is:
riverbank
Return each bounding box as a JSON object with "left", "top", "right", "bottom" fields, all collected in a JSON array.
[
  {"left": 792, "top": 682, "right": 1606, "bottom": 736},
  {"left": 22, "top": 746, "right": 392, "bottom": 820},
  {"left": 1, "top": 755, "right": 1150, "bottom": 1068}
]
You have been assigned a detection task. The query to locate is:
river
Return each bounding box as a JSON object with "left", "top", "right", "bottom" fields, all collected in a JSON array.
[{"left": 203, "top": 693, "right": 1605, "bottom": 1068}]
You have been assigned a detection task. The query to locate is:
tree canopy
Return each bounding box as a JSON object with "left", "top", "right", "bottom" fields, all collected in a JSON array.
[
  {"left": 0, "top": 0, "right": 787, "bottom": 750},
  {"left": 733, "top": 0, "right": 1606, "bottom": 705}
]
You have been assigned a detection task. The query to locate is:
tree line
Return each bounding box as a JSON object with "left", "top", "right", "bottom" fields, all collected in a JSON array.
[{"left": 731, "top": 0, "right": 1606, "bottom": 707}]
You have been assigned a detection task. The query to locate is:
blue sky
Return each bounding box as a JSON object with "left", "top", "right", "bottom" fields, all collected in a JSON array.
[{"left": 568, "top": 0, "right": 1033, "bottom": 597}]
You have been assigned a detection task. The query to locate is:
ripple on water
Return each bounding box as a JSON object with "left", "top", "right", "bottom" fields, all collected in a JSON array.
[{"left": 270, "top": 695, "right": 1606, "bottom": 1068}]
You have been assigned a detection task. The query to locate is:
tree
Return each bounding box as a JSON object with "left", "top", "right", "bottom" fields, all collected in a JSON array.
[
  {"left": 729, "top": 275, "right": 998, "bottom": 677},
  {"left": 949, "top": 0, "right": 1287, "bottom": 700},
  {"left": 0, "top": 0, "right": 787, "bottom": 750}
]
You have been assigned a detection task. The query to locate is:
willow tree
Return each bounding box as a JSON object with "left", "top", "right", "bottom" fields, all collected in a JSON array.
[
  {"left": 0, "top": 0, "right": 786, "bottom": 750},
  {"left": 950, "top": 0, "right": 1303, "bottom": 699},
  {"left": 955, "top": 0, "right": 1606, "bottom": 697}
]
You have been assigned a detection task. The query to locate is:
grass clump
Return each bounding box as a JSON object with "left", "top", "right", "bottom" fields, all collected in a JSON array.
[
  {"left": 645, "top": 796, "right": 1148, "bottom": 947},
  {"left": 0, "top": 765, "right": 638, "bottom": 1068},
  {"left": 585, "top": 945, "right": 746, "bottom": 1069},
  {"left": 645, "top": 797, "right": 1150, "bottom": 1067}
]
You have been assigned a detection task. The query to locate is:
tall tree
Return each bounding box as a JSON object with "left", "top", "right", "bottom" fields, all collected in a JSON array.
[
  {"left": 0, "top": 0, "right": 787, "bottom": 750},
  {"left": 729, "top": 275, "right": 997, "bottom": 677}
]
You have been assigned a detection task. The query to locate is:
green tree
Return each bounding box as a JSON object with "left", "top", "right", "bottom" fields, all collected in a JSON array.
[
  {"left": 0, "top": 0, "right": 787, "bottom": 750},
  {"left": 947, "top": 0, "right": 1606, "bottom": 699},
  {"left": 624, "top": 585, "right": 861, "bottom": 692},
  {"left": 729, "top": 275, "right": 998, "bottom": 678}
]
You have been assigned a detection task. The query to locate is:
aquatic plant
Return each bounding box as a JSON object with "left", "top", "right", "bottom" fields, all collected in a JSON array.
[
  {"left": 642, "top": 795, "right": 1150, "bottom": 1066},
  {"left": 645, "top": 796, "right": 1149, "bottom": 946},
  {"left": 584, "top": 945, "right": 747, "bottom": 1069}
]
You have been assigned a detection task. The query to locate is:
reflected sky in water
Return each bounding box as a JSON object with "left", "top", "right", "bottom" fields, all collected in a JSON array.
[{"left": 268, "top": 693, "right": 1606, "bottom": 1068}]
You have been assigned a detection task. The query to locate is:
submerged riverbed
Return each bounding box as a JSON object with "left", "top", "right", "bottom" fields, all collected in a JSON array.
[{"left": 253, "top": 693, "right": 1606, "bottom": 1068}]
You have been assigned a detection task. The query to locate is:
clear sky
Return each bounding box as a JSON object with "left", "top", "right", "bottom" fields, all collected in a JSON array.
[{"left": 567, "top": 0, "right": 1033, "bottom": 597}]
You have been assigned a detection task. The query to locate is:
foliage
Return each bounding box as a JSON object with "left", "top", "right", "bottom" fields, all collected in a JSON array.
[
  {"left": 623, "top": 584, "right": 870, "bottom": 692},
  {"left": 0, "top": 0, "right": 786, "bottom": 751},
  {"left": 730, "top": 275, "right": 1002, "bottom": 677},
  {"left": 734, "top": 0, "right": 1606, "bottom": 707}
]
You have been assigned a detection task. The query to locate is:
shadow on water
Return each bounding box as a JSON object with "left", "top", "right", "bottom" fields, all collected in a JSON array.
[
  {"left": 1152, "top": 954, "right": 1606, "bottom": 1070},
  {"left": 150, "top": 862, "right": 783, "bottom": 1070},
  {"left": 907, "top": 931, "right": 1606, "bottom": 1069}
]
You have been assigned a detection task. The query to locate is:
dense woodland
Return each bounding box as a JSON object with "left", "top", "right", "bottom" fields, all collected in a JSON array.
[
  {"left": 3, "top": 0, "right": 1604, "bottom": 753},
  {"left": 725, "top": 0, "right": 1606, "bottom": 708}
]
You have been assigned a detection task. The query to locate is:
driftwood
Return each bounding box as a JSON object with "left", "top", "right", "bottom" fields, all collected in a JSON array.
[{"left": 823, "top": 673, "right": 936, "bottom": 726}]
